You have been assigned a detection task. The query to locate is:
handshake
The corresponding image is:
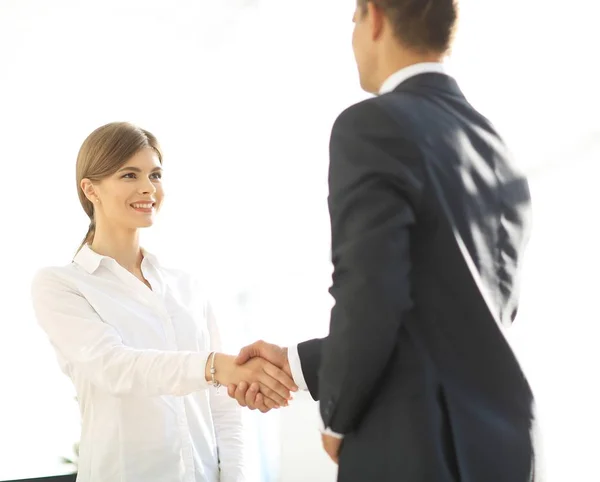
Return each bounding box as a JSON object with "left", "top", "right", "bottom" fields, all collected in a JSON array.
[
  {"left": 206, "top": 340, "right": 297, "bottom": 412},
  {"left": 206, "top": 340, "right": 344, "bottom": 464}
]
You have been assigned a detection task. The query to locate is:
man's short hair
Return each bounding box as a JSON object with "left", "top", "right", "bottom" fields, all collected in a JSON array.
[{"left": 358, "top": 0, "right": 459, "bottom": 54}]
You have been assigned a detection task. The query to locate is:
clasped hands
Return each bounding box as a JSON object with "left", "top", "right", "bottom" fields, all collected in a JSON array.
[
  {"left": 206, "top": 343, "right": 296, "bottom": 409},
  {"left": 208, "top": 340, "right": 342, "bottom": 464}
]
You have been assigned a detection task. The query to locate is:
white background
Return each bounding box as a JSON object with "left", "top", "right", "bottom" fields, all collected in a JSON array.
[{"left": 0, "top": 0, "right": 598, "bottom": 480}]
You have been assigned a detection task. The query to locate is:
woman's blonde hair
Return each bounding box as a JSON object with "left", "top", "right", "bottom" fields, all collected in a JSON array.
[{"left": 75, "top": 122, "right": 163, "bottom": 254}]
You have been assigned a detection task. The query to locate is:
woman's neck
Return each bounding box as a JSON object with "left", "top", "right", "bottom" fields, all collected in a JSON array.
[{"left": 90, "top": 225, "right": 143, "bottom": 273}]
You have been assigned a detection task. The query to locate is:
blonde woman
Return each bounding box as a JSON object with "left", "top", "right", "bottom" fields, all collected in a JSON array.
[{"left": 31, "top": 122, "right": 296, "bottom": 482}]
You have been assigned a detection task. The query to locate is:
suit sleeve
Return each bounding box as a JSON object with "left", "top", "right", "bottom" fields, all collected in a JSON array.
[
  {"left": 296, "top": 338, "right": 324, "bottom": 399},
  {"left": 318, "top": 100, "right": 424, "bottom": 434}
]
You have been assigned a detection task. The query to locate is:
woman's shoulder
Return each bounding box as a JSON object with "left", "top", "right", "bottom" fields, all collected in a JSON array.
[
  {"left": 31, "top": 263, "right": 83, "bottom": 299},
  {"left": 157, "top": 265, "right": 196, "bottom": 287},
  {"left": 33, "top": 259, "right": 80, "bottom": 276},
  {"left": 156, "top": 264, "right": 211, "bottom": 304},
  {"left": 33, "top": 263, "right": 79, "bottom": 282},
  {"left": 149, "top": 254, "right": 205, "bottom": 289}
]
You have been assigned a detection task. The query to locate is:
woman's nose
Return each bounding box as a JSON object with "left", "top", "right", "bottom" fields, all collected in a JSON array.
[{"left": 139, "top": 179, "right": 156, "bottom": 194}]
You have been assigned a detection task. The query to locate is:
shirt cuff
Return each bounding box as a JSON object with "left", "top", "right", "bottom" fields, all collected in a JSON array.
[
  {"left": 186, "top": 351, "right": 211, "bottom": 393},
  {"left": 287, "top": 344, "right": 309, "bottom": 391},
  {"left": 318, "top": 412, "right": 345, "bottom": 439}
]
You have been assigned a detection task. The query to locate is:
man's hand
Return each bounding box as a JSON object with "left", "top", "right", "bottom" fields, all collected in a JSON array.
[
  {"left": 236, "top": 340, "right": 291, "bottom": 376},
  {"left": 321, "top": 433, "right": 342, "bottom": 464},
  {"left": 227, "top": 340, "right": 295, "bottom": 412}
]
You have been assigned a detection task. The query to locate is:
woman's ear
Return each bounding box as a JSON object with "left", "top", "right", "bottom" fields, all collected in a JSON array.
[{"left": 81, "top": 178, "right": 98, "bottom": 203}]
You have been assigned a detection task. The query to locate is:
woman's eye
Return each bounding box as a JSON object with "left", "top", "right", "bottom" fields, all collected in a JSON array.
[{"left": 121, "top": 171, "right": 161, "bottom": 180}]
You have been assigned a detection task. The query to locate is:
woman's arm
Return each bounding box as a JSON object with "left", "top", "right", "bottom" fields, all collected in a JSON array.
[
  {"left": 31, "top": 268, "right": 295, "bottom": 401},
  {"left": 206, "top": 301, "right": 251, "bottom": 482},
  {"left": 32, "top": 268, "right": 212, "bottom": 396}
]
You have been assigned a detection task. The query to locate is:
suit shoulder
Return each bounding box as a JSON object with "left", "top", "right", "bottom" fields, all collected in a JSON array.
[
  {"left": 333, "top": 95, "right": 416, "bottom": 134},
  {"left": 334, "top": 97, "right": 393, "bottom": 127}
]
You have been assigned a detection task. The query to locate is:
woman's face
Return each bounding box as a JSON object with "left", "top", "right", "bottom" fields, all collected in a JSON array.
[{"left": 86, "top": 147, "right": 164, "bottom": 231}]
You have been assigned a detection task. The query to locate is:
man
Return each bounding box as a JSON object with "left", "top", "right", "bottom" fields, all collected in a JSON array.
[{"left": 229, "top": 1, "right": 537, "bottom": 480}]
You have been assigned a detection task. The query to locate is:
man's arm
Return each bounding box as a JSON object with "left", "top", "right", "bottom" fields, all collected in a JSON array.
[
  {"left": 319, "top": 99, "right": 423, "bottom": 434},
  {"left": 294, "top": 338, "right": 323, "bottom": 398}
]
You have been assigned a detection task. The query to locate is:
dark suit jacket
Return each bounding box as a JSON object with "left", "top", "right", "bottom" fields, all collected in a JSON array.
[{"left": 297, "top": 73, "right": 536, "bottom": 482}]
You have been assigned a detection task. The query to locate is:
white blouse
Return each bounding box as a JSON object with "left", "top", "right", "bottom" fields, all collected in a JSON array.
[{"left": 31, "top": 244, "right": 249, "bottom": 482}]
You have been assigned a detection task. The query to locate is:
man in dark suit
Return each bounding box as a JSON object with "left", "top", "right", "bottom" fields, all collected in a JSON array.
[{"left": 228, "top": 0, "right": 538, "bottom": 480}]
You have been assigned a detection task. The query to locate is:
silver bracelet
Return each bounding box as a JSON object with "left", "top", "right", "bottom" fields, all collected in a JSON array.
[{"left": 209, "top": 351, "right": 221, "bottom": 389}]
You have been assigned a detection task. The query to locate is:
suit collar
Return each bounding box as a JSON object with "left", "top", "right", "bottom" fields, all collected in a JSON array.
[
  {"left": 378, "top": 62, "right": 448, "bottom": 94},
  {"left": 393, "top": 71, "right": 464, "bottom": 98}
]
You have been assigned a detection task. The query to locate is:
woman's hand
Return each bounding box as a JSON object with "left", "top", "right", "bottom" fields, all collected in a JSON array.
[
  {"left": 206, "top": 353, "right": 296, "bottom": 408},
  {"left": 227, "top": 340, "right": 294, "bottom": 413}
]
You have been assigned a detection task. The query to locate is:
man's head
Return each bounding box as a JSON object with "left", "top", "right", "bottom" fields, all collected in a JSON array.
[{"left": 352, "top": 0, "right": 459, "bottom": 93}]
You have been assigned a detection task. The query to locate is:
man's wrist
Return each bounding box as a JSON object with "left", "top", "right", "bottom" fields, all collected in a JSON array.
[
  {"left": 282, "top": 347, "right": 292, "bottom": 378},
  {"left": 287, "top": 344, "right": 309, "bottom": 391},
  {"left": 319, "top": 416, "right": 345, "bottom": 439}
]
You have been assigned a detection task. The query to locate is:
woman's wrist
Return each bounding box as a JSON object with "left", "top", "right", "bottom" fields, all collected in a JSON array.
[{"left": 205, "top": 352, "right": 236, "bottom": 385}]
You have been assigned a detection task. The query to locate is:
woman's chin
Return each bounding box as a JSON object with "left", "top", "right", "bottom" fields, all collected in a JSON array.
[{"left": 131, "top": 218, "right": 155, "bottom": 229}]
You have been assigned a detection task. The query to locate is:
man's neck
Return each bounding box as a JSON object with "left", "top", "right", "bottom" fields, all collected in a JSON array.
[{"left": 375, "top": 50, "right": 445, "bottom": 92}]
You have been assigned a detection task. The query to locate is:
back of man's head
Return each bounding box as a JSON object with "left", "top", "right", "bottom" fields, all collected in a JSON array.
[{"left": 358, "top": 0, "right": 459, "bottom": 54}]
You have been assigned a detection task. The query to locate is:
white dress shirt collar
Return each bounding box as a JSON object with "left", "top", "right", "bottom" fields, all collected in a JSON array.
[
  {"left": 378, "top": 62, "right": 448, "bottom": 95},
  {"left": 74, "top": 243, "right": 160, "bottom": 274}
]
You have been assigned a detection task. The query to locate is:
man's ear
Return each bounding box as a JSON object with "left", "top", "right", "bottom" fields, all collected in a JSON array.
[{"left": 367, "top": 2, "right": 385, "bottom": 41}]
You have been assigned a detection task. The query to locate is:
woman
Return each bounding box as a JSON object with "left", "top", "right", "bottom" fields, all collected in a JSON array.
[{"left": 31, "top": 122, "right": 296, "bottom": 482}]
